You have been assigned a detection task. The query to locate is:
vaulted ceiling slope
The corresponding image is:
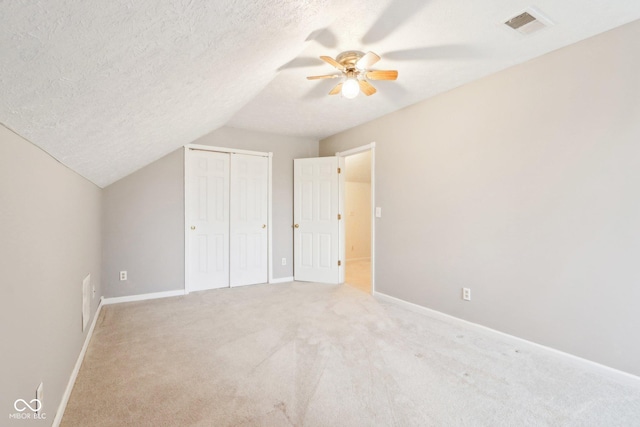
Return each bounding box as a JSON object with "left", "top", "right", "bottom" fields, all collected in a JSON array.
[{"left": 1, "top": 1, "right": 639, "bottom": 187}]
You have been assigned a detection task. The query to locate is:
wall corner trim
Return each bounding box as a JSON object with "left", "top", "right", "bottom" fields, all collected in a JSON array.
[
  {"left": 102, "top": 289, "right": 187, "bottom": 305},
  {"left": 54, "top": 290, "right": 186, "bottom": 424},
  {"left": 52, "top": 296, "right": 105, "bottom": 427},
  {"left": 269, "top": 276, "right": 294, "bottom": 284},
  {"left": 373, "top": 291, "right": 640, "bottom": 387},
  {"left": 335, "top": 141, "right": 376, "bottom": 157}
]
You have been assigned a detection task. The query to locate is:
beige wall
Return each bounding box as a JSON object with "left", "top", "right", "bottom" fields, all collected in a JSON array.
[
  {"left": 345, "top": 182, "right": 371, "bottom": 260},
  {"left": 103, "top": 149, "right": 184, "bottom": 298},
  {"left": 0, "top": 125, "right": 102, "bottom": 421},
  {"left": 320, "top": 20, "right": 640, "bottom": 375},
  {"left": 102, "top": 126, "right": 319, "bottom": 298},
  {"left": 345, "top": 151, "right": 372, "bottom": 260}
]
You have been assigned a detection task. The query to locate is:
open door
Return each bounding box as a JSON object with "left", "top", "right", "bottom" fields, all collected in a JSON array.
[{"left": 294, "top": 157, "right": 342, "bottom": 284}]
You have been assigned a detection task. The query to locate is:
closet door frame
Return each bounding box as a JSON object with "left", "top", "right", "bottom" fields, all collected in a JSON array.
[{"left": 184, "top": 144, "right": 273, "bottom": 293}]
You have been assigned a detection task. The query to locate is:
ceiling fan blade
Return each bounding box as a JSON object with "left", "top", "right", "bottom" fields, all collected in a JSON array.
[
  {"left": 320, "top": 56, "right": 345, "bottom": 71},
  {"left": 356, "top": 51, "right": 381, "bottom": 70},
  {"left": 306, "top": 74, "right": 341, "bottom": 80},
  {"left": 365, "top": 70, "right": 398, "bottom": 81},
  {"left": 358, "top": 80, "right": 377, "bottom": 96},
  {"left": 328, "top": 83, "right": 343, "bottom": 95}
]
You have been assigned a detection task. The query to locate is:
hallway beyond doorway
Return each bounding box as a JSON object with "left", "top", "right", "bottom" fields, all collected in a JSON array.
[{"left": 345, "top": 258, "right": 371, "bottom": 293}]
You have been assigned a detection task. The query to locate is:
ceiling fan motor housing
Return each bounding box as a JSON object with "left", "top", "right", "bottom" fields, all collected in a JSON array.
[
  {"left": 336, "top": 50, "right": 365, "bottom": 70},
  {"left": 307, "top": 50, "right": 396, "bottom": 97}
]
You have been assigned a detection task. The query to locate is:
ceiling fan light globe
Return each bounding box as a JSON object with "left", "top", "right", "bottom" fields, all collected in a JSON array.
[{"left": 342, "top": 78, "right": 360, "bottom": 99}]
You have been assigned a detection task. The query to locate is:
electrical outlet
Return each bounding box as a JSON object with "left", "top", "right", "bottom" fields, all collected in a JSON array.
[
  {"left": 120, "top": 271, "right": 127, "bottom": 281},
  {"left": 36, "top": 382, "right": 43, "bottom": 414},
  {"left": 281, "top": 258, "right": 286, "bottom": 266},
  {"left": 462, "top": 288, "right": 471, "bottom": 301}
]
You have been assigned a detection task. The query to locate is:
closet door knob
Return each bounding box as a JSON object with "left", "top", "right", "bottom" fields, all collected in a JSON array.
[
  {"left": 190, "top": 226, "right": 196, "bottom": 230},
  {"left": 294, "top": 224, "right": 299, "bottom": 228},
  {"left": 262, "top": 224, "right": 266, "bottom": 229}
]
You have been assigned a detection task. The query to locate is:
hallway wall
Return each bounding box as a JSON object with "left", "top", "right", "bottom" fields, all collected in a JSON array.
[
  {"left": 345, "top": 182, "right": 371, "bottom": 260},
  {"left": 345, "top": 151, "right": 372, "bottom": 261}
]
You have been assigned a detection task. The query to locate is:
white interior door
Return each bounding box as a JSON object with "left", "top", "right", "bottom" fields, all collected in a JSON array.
[
  {"left": 294, "top": 157, "right": 340, "bottom": 284},
  {"left": 188, "top": 150, "right": 230, "bottom": 291},
  {"left": 230, "top": 153, "right": 268, "bottom": 287}
]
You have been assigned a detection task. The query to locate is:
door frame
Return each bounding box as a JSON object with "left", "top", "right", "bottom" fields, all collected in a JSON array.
[
  {"left": 184, "top": 144, "right": 273, "bottom": 293},
  {"left": 336, "top": 142, "right": 376, "bottom": 293}
]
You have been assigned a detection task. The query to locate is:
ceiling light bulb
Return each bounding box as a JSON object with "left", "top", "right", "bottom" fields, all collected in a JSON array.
[{"left": 342, "top": 77, "right": 359, "bottom": 99}]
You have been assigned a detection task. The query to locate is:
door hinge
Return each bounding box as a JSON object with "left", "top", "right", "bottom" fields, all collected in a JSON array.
[
  {"left": 337, "top": 167, "right": 341, "bottom": 174},
  {"left": 338, "top": 260, "right": 342, "bottom": 266},
  {"left": 337, "top": 213, "right": 341, "bottom": 220}
]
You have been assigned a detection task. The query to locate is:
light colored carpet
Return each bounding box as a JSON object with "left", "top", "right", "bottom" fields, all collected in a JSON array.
[
  {"left": 62, "top": 283, "right": 640, "bottom": 426},
  {"left": 345, "top": 259, "right": 371, "bottom": 294}
]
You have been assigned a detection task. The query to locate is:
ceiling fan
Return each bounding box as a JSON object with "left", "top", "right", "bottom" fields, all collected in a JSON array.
[{"left": 306, "top": 50, "right": 398, "bottom": 99}]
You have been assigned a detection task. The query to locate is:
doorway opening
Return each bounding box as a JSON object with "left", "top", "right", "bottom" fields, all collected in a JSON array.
[
  {"left": 338, "top": 144, "right": 374, "bottom": 294},
  {"left": 291, "top": 143, "right": 375, "bottom": 289}
]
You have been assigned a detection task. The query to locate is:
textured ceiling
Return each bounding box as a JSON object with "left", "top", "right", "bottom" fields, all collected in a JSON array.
[{"left": 1, "top": 1, "right": 640, "bottom": 187}]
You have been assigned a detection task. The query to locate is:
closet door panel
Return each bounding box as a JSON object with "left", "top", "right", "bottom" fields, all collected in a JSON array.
[
  {"left": 187, "top": 151, "right": 230, "bottom": 291},
  {"left": 230, "top": 153, "right": 268, "bottom": 287}
]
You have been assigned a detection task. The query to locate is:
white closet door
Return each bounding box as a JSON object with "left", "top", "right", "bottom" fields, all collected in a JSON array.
[
  {"left": 188, "top": 150, "right": 230, "bottom": 291},
  {"left": 293, "top": 157, "right": 340, "bottom": 284},
  {"left": 230, "top": 153, "right": 268, "bottom": 287}
]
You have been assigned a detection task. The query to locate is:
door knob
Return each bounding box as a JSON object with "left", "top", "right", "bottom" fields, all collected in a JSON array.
[
  {"left": 294, "top": 224, "right": 299, "bottom": 228},
  {"left": 190, "top": 226, "right": 196, "bottom": 230},
  {"left": 262, "top": 224, "right": 266, "bottom": 229}
]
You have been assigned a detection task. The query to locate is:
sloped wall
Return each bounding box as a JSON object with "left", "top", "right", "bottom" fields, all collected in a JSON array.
[{"left": 0, "top": 125, "right": 102, "bottom": 423}]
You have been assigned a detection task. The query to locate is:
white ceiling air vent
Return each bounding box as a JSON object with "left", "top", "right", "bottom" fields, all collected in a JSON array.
[{"left": 504, "top": 8, "right": 553, "bottom": 35}]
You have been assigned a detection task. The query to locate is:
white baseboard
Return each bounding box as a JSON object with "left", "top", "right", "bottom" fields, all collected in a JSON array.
[
  {"left": 270, "top": 276, "right": 294, "bottom": 284},
  {"left": 53, "top": 289, "right": 187, "bottom": 424},
  {"left": 374, "top": 291, "right": 640, "bottom": 387},
  {"left": 102, "top": 289, "right": 186, "bottom": 305},
  {"left": 53, "top": 296, "right": 104, "bottom": 427}
]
